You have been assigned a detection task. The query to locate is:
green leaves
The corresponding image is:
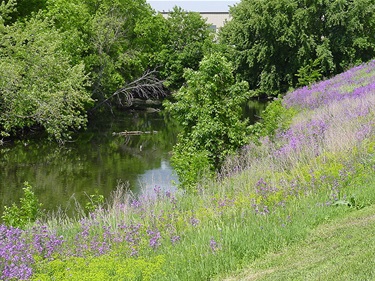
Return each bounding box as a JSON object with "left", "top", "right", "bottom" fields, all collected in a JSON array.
[
  {"left": 0, "top": 15, "right": 92, "bottom": 141},
  {"left": 156, "top": 6, "right": 214, "bottom": 90},
  {"left": 165, "top": 53, "right": 250, "bottom": 189},
  {"left": 0, "top": 0, "right": 17, "bottom": 24},
  {"left": 2, "top": 182, "right": 42, "bottom": 229},
  {"left": 0, "top": 0, "right": 214, "bottom": 140}
]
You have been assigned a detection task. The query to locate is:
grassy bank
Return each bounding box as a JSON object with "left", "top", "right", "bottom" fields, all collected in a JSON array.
[
  {"left": 1, "top": 60, "right": 375, "bottom": 280},
  {"left": 223, "top": 200, "right": 375, "bottom": 280}
]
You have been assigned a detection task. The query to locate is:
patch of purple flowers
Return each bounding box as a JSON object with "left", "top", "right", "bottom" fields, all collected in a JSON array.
[
  {"left": 283, "top": 60, "right": 375, "bottom": 110},
  {"left": 0, "top": 225, "right": 34, "bottom": 280},
  {"left": 210, "top": 237, "right": 220, "bottom": 253},
  {"left": 147, "top": 229, "right": 162, "bottom": 249},
  {"left": 0, "top": 223, "right": 63, "bottom": 281},
  {"left": 190, "top": 217, "right": 200, "bottom": 227}
]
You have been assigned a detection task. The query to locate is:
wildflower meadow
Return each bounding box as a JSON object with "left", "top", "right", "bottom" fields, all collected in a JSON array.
[{"left": 1, "top": 60, "right": 375, "bottom": 280}]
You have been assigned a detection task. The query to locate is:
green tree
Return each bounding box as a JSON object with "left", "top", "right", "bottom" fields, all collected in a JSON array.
[
  {"left": 165, "top": 53, "right": 250, "bottom": 189},
  {"left": 157, "top": 6, "right": 214, "bottom": 90},
  {"left": 0, "top": 0, "right": 16, "bottom": 24},
  {"left": 220, "top": 0, "right": 375, "bottom": 97},
  {"left": 1, "top": 0, "right": 47, "bottom": 24},
  {"left": 0, "top": 13, "right": 93, "bottom": 141},
  {"left": 44, "top": 1, "right": 214, "bottom": 109}
]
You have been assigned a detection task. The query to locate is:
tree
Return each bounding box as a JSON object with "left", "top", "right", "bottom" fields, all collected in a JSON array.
[
  {"left": 0, "top": 0, "right": 16, "bottom": 24},
  {"left": 156, "top": 6, "right": 214, "bottom": 90},
  {"left": 165, "top": 53, "right": 250, "bottom": 189},
  {"left": 219, "top": 0, "right": 375, "bottom": 97},
  {"left": 44, "top": 1, "right": 215, "bottom": 109},
  {"left": 0, "top": 14, "right": 93, "bottom": 141}
]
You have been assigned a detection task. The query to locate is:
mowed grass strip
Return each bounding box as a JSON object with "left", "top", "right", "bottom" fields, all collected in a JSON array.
[{"left": 223, "top": 204, "right": 375, "bottom": 281}]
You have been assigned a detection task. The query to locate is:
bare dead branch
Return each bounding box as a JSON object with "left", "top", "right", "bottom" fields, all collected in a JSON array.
[{"left": 90, "top": 69, "right": 168, "bottom": 112}]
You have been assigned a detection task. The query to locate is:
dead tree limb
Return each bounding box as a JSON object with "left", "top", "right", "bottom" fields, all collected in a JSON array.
[{"left": 90, "top": 69, "right": 168, "bottom": 112}]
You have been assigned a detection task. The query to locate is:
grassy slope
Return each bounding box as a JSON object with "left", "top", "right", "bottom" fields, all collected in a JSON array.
[
  {"left": 223, "top": 203, "right": 375, "bottom": 281},
  {"left": 216, "top": 61, "right": 375, "bottom": 280}
]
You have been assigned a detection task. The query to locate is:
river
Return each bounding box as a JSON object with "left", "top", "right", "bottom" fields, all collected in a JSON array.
[{"left": 0, "top": 100, "right": 267, "bottom": 214}]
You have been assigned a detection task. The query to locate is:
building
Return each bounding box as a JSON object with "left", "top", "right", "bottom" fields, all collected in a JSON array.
[{"left": 147, "top": 1, "right": 239, "bottom": 31}]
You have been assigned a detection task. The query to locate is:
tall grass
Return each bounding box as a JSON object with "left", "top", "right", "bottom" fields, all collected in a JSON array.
[{"left": 1, "top": 60, "right": 375, "bottom": 280}]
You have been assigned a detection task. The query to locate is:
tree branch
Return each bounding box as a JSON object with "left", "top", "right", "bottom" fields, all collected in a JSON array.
[{"left": 90, "top": 69, "right": 168, "bottom": 112}]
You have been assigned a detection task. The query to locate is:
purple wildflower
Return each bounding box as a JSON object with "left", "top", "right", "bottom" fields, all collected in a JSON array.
[
  {"left": 170, "top": 235, "right": 180, "bottom": 245},
  {"left": 0, "top": 225, "right": 34, "bottom": 280},
  {"left": 210, "top": 237, "right": 220, "bottom": 253},
  {"left": 147, "top": 229, "right": 161, "bottom": 249},
  {"left": 190, "top": 217, "right": 200, "bottom": 227}
]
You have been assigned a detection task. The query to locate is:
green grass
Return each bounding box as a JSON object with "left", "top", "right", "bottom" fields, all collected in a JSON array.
[
  {"left": 32, "top": 151, "right": 375, "bottom": 280},
  {"left": 222, "top": 203, "right": 375, "bottom": 281},
  {"left": 218, "top": 149, "right": 375, "bottom": 281}
]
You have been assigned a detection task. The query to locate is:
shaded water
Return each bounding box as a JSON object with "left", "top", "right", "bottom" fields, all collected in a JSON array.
[
  {"left": 0, "top": 110, "right": 179, "bottom": 214},
  {"left": 0, "top": 100, "right": 267, "bottom": 214}
]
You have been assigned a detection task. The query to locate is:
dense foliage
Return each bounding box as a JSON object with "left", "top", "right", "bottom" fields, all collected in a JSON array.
[
  {"left": 156, "top": 6, "right": 214, "bottom": 90},
  {"left": 42, "top": 0, "right": 214, "bottom": 107},
  {"left": 44, "top": 0, "right": 163, "bottom": 102},
  {"left": 220, "top": 0, "right": 375, "bottom": 97},
  {"left": 0, "top": 6, "right": 92, "bottom": 141},
  {"left": 165, "top": 53, "right": 250, "bottom": 188}
]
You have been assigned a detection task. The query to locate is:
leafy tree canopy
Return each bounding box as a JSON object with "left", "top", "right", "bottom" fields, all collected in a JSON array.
[
  {"left": 0, "top": 0, "right": 215, "bottom": 140},
  {"left": 44, "top": 0, "right": 161, "bottom": 105},
  {"left": 0, "top": 12, "right": 92, "bottom": 141},
  {"left": 1, "top": 0, "right": 46, "bottom": 23},
  {"left": 156, "top": 6, "right": 214, "bottom": 90},
  {"left": 219, "top": 0, "right": 375, "bottom": 97},
  {"left": 43, "top": 1, "right": 213, "bottom": 106}
]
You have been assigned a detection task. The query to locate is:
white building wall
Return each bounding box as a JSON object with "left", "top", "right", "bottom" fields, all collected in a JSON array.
[
  {"left": 161, "top": 12, "right": 231, "bottom": 32},
  {"left": 201, "top": 13, "right": 231, "bottom": 31}
]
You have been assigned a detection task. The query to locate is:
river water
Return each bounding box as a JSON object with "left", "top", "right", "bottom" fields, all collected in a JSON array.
[{"left": 0, "top": 100, "right": 267, "bottom": 214}]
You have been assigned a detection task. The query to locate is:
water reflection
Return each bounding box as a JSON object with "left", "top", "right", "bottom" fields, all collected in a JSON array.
[
  {"left": 137, "top": 159, "right": 179, "bottom": 196},
  {"left": 0, "top": 111, "right": 179, "bottom": 213}
]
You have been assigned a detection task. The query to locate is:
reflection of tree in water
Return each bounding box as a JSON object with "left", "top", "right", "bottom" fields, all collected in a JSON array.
[{"left": 0, "top": 110, "right": 179, "bottom": 214}]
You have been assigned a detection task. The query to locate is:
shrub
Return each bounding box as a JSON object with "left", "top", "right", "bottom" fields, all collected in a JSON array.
[
  {"left": 249, "top": 98, "right": 297, "bottom": 142},
  {"left": 2, "top": 182, "right": 42, "bottom": 229}
]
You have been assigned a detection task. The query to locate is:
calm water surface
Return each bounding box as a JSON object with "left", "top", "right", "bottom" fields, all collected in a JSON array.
[
  {"left": 0, "top": 101, "right": 267, "bottom": 214},
  {"left": 0, "top": 110, "right": 179, "bottom": 214}
]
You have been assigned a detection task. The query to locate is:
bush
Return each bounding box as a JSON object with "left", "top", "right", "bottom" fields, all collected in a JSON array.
[
  {"left": 249, "top": 98, "right": 297, "bottom": 142},
  {"left": 1, "top": 182, "right": 42, "bottom": 229}
]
